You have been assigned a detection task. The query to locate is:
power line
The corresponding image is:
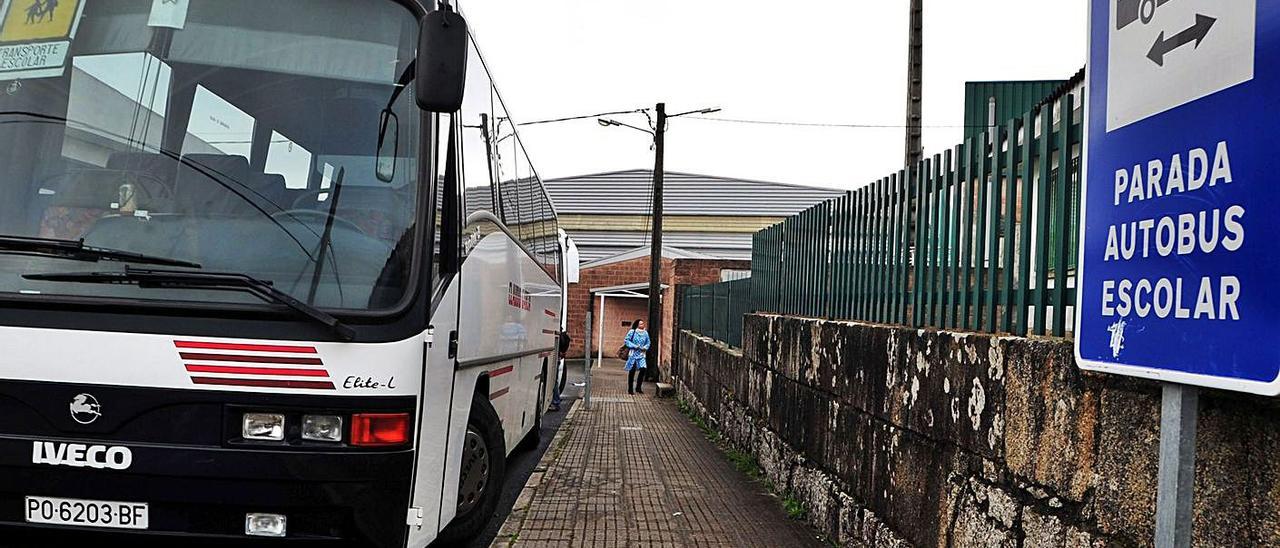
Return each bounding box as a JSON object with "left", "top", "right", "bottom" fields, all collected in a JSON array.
[
  {"left": 503, "top": 110, "right": 989, "bottom": 130},
  {"left": 682, "top": 115, "right": 986, "bottom": 129},
  {"left": 503, "top": 108, "right": 649, "bottom": 127}
]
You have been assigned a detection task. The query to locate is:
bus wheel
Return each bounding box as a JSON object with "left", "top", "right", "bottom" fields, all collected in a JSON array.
[{"left": 438, "top": 392, "right": 505, "bottom": 544}]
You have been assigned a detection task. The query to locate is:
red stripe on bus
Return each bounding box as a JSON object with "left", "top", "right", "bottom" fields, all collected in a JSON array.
[
  {"left": 175, "top": 341, "right": 318, "bottom": 354},
  {"left": 489, "top": 387, "right": 509, "bottom": 400},
  {"left": 544, "top": 309, "right": 557, "bottom": 317},
  {"left": 178, "top": 353, "right": 324, "bottom": 365},
  {"left": 489, "top": 365, "right": 514, "bottom": 378},
  {"left": 185, "top": 364, "right": 330, "bottom": 377},
  {"left": 191, "top": 377, "right": 335, "bottom": 390}
]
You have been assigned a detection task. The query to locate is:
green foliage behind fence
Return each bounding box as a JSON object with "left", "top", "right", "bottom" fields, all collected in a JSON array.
[{"left": 681, "top": 89, "right": 1084, "bottom": 347}]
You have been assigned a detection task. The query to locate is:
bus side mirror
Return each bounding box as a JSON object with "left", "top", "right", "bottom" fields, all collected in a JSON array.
[
  {"left": 416, "top": 8, "right": 469, "bottom": 113},
  {"left": 376, "top": 109, "right": 398, "bottom": 183}
]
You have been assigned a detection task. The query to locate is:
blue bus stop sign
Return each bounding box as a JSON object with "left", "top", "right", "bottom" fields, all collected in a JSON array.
[{"left": 1078, "top": 0, "right": 1280, "bottom": 395}]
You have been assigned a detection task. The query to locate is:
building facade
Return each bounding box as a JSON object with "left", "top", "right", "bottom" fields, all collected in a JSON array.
[
  {"left": 565, "top": 246, "right": 749, "bottom": 371},
  {"left": 545, "top": 170, "right": 844, "bottom": 263},
  {"left": 548, "top": 170, "right": 841, "bottom": 374}
]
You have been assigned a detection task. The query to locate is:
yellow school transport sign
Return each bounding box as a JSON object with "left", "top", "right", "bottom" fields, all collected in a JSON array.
[{"left": 0, "top": 0, "right": 86, "bottom": 79}]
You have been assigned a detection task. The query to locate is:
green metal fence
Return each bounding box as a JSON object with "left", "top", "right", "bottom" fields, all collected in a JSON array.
[
  {"left": 677, "top": 89, "right": 1082, "bottom": 346},
  {"left": 750, "top": 91, "right": 1083, "bottom": 337},
  {"left": 681, "top": 278, "right": 753, "bottom": 348}
]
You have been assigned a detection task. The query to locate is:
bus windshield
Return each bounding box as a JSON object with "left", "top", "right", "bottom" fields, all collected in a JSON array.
[{"left": 0, "top": 0, "right": 423, "bottom": 312}]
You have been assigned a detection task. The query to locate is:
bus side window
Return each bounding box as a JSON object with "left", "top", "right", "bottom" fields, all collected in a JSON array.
[
  {"left": 534, "top": 187, "right": 560, "bottom": 281},
  {"left": 184, "top": 86, "right": 255, "bottom": 160},
  {"left": 492, "top": 87, "right": 523, "bottom": 233},
  {"left": 433, "top": 114, "right": 461, "bottom": 289},
  {"left": 458, "top": 38, "right": 499, "bottom": 259}
]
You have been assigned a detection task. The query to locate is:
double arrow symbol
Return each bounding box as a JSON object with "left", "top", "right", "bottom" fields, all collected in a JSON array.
[{"left": 1147, "top": 13, "right": 1217, "bottom": 67}]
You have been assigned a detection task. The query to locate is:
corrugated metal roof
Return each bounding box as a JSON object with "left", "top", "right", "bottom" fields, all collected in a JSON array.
[
  {"left": 544, "top": 170, "right": 844, "bottom": 216},
  {"left": 578, "top": 247, "right": 752, "bottom": 263},
  {"left": 465, "top": 186, "right": 494, "bottom": 216},
  {"left": 580, "top": 245, "right": 717, "bottom": 269},
  {"left": 569, "top": 230, "right": 755, "bottom": 262},
  {"left": 569, "top": 230, "right": 753, "bottom": 247}
]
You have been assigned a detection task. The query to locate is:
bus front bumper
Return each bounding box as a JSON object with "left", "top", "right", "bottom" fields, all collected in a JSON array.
[{"left": 0, "top": 435, "right": 415, "bottom": 547}]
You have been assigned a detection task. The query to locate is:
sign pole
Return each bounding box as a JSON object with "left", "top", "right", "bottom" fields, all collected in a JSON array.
[
  {"left": 583, "top": 310, "right": 593, "bottom": 410},
  {"left": 1154, "top": 382, "right": 1198, "bottom": 548}
]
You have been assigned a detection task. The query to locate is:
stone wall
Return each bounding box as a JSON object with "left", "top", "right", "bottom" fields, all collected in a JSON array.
[{"left": 674, "top": 314, "right": 1280, "bottom": 547}]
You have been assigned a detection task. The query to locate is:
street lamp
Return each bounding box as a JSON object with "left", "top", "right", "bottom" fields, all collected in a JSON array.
[
  {"left": 597, "top": 118, "right": 654, "bottom": 136},
  {"left": 597, "top": 104, "right": 719, "bottom": 385}
]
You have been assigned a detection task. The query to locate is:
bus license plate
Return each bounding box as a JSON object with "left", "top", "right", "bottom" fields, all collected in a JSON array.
[{"left": 25, "top": 496, "right": 148, "bottom": 530}]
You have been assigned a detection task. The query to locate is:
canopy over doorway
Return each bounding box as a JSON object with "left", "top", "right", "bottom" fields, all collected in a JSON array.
[{"left": 588, "top": 282, "right": 668, "bottom": 368}]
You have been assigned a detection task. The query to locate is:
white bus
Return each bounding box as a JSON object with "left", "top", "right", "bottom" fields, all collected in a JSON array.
[{"left": 0, "top": 1, "right": 562, "bottom": 545}]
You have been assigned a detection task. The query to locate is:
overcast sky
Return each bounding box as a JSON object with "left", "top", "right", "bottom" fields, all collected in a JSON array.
[{"left": 458, "top": 0, "right": 1086, "bottom": 191}]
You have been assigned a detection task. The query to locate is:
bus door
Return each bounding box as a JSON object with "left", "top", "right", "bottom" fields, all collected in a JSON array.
[
  {"left": 405, "top": 111, "right": 465, "bottom": 546},
  {"left": 405, "top": 277, "right": 461, "bottom": 546}
]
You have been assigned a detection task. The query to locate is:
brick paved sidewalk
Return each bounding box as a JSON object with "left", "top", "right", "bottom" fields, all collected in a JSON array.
[{"left": 491, "top": 364, "right": 824, "bottom": 548}]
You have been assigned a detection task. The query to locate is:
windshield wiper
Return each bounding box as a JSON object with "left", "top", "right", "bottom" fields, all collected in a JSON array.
[
  {"left": 0, "top": 235, "right": 201, "bottom": 269},
  {"left": 23, "top": 266, "right": 356, "bottom": 341}
]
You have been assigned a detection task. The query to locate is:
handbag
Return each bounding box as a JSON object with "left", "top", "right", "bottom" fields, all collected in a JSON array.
[{"left": 617, "top": 329, "right": 634, "bottom": 360}]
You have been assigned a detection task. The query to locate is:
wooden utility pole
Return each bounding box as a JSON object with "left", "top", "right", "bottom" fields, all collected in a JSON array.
[
  {"left": 904, "top": 0, "right": 923, "bottom": 167},
  {"left": 646, "top": 103, "right": 667, "bottom": 379}
]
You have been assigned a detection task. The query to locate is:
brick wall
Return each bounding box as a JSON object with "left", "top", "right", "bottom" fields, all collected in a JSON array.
[
  {"left": 565, "top": 255, "right": 750, "bottom": 374},
  {"left": 565, "top": 256, "right": 659, "bottom": 360}
]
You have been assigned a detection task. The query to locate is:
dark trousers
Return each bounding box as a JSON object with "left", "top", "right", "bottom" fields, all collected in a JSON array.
[
  {"left": 551, "top": 364, "right": 565, "bottom": 407},
  {"left": 628, "top": 368, "right": 645, "bottom": 393}
]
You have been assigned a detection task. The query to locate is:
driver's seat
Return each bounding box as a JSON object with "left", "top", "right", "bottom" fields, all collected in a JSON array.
[{"left": 176, "top": 155, "right": 284, "bottom": 217}]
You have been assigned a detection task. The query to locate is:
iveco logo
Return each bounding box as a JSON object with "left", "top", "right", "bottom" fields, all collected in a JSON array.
[
  {"left": 69, "top": 393, "right": 101, "bottom": 425},
  {"left": 32, "top": 442, "right": 133, "bottom": 470}
]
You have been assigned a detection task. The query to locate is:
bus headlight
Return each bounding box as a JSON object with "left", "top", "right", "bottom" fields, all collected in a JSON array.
[
  {"left": 245, "top": 513, "right": 287, "bottom": 537},
  {"left": 302, "top": 414, "right": 343, "bottom": 442},
  {"left": 242, "top": 413, "right": 285, "bottom": 441}
]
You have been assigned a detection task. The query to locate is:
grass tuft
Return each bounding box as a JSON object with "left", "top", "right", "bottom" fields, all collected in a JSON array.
[
  {"left": 677, "top": 397, "right": 720, "bottom": 442},
  {"left": 782, "top": 496, "right": 808, "bottom": 521},
  {"left": 675, "top": 397, "right": 815, "bottom": 530},
  {"left": 724, "top": 447, "right": 761, "bottom": 481}
]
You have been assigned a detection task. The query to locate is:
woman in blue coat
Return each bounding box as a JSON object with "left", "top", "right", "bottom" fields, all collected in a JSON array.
[{"left": 624, "top": 319, "right": 650, "bottom": 394}]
